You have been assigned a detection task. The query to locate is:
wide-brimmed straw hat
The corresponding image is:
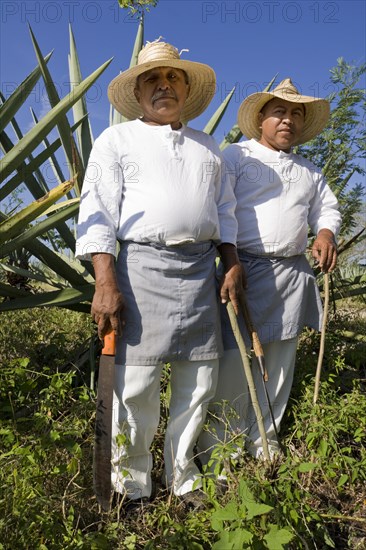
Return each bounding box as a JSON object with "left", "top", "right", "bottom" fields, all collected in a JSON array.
[
  {"left": 108, "top": 39, "right": 216, "bottom": 122},
  {"left": 238, "top": 78, "right": 330, "bottom": 144}
]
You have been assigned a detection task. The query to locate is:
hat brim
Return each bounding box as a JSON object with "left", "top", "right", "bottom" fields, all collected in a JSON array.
[
  {"left": 108, "top": 59, "right": 216, "bottom": 122},
  {"left": 238, "top": 90, "right": 330, "bottom": 145}
]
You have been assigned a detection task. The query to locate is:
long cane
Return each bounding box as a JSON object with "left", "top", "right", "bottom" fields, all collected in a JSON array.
[
  {"left": 226, "top": 301, "right": 270, "bottom": 461},
  {"left": 239, "top": 294, "right": 280, "bottom": 443},
  {"left": 313, "top": 273, "right": 330, "bottom": 405}
]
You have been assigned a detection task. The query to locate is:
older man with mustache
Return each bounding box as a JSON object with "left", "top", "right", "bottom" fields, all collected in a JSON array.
[{"left": 76, "top": 39, "right": 242, "bottom": 511}]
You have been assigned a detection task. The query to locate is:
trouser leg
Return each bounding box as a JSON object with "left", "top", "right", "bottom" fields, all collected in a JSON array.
[
  {"left": 164, "top": 359, "right": 218, "bottom": 496},
  {"left": 111, "top": 363, "right": 162, "bottom": 500},
  {"left": 246, "top": 337, "right": 298, "bottom": 456},
  {"left": 197, "top": 349, "right": 250, "bottom": 467}
]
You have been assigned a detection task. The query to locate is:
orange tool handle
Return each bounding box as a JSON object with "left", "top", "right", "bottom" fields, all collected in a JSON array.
[{"left": 102, "top": 331, "right": 116, "bottom": 356}]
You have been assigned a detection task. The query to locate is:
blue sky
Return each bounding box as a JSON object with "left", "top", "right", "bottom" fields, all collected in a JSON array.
[{"left": 1, "top": 0, "right": 365, "bottom": 144}]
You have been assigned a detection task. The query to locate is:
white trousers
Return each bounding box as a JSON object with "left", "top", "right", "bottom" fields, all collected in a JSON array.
[
  {"left": 198, "top": 338, "right": 298, "bottom": 463},
  {"left": 111, "top": 360, "right": 218, "bottom": 500}
]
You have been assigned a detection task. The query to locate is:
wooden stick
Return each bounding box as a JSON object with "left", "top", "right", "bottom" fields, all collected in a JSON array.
[
  {"left": 239, "top": 294, "right": 268, "bottom": 381},
  {"left": 226, "top": 302, "right": 270, "bottom": 461},
  {"left": 313, "top": 273, "right": 330, "bottom": 405},
  {"left": 239, "top": 294, "right": 279, "bottom": 442}
]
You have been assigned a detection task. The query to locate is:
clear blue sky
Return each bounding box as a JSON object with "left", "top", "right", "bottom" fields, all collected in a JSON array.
[{"left": 1, "top": 0, "right": 365, "bottom": 144}]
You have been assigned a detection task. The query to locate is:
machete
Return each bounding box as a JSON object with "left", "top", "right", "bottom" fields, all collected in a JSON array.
[{"left": 93, "top": 330, "right": 116, "bottom": 511}]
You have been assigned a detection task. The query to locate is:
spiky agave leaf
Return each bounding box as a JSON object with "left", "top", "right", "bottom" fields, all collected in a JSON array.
[
  {"left": 0, "top": 179, "right": 75, "bottom": 245},
  {"left": 68, "top": 24, "right": 94, "bottom": 168},
  {"left": 0, "top": 114, "right": 86, "bottom": 202},
  {"left": 111, "top": 17, "right": 144, "bottom": 126},
  {"left": 0, "top": 200, "right": 79, "bottom": 257},
  {"left": 0, "top": 57, "right": 113, "bottom": 183},
  {"left": 0, "top": 285, "right": 94, "bottom": 312},
  {"left": 203, "top": 87, "right": 235, "bottom": 136},
  {"left": 28, "top": 25, "right": 85, "bottom": 195},
  {"left": 0, "top": 52, "right": 52, "bottom": 133}
]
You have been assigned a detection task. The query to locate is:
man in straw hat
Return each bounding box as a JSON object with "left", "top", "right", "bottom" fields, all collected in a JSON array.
[
  {"left": 198, "top": 78, "right": 341, "bottom": 464},
  {"left": 76, "top": 39, "right": 243, "bottom": 509}
]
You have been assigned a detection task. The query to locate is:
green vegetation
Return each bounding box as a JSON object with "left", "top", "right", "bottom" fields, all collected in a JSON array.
[
  {"left": 0, "top": 7, "right": 365, "bottom": 549},
  {"left": 0, "top": 303, "right": 365, "bottom": 548}
]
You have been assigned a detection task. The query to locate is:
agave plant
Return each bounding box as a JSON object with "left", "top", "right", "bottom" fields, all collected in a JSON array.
[
  {"left": 1, "top": 19, "right": 364, "bottom": 316},
  {"left": 0, "top": 19, "right": 247, "bottom": 315}
]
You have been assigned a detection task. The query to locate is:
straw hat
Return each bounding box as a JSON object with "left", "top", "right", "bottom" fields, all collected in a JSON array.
[
  {"left": 108, "top": 39, "right": 216, "bottom": 122},
  {"left": 238, "top": 78, "right": 330, "bottom": 145}
]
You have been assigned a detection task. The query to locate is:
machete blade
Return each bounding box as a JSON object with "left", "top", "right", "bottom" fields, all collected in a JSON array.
[{"left": 93, "top": 331, "right": 116, "bottom": 512}]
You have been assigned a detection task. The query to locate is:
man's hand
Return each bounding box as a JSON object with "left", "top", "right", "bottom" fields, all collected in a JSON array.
[
  {"left": 312, "top": 229, "right": 337, "bottom": 273},
  {"left": 91, "top": 253, "right": 125, "bottom": 339},
  {"left": 217, "top": 243, "right": 246, "bottom": 314}
]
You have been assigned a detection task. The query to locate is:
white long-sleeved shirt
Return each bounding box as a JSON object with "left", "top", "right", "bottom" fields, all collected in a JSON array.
[
  {"left": 223, "top": 139, "right": 341, "bottom": 257},
  {"left": 75, "top": 119, "right": 237, "bottom": 260}
]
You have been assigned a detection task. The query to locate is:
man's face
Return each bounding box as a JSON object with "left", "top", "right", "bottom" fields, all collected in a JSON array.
[
  {"left": 258, "top": 98, "right": 305, "bottom": 152},
  {"left": 134, "top": 66, "right": 190, "bottom": 127}
]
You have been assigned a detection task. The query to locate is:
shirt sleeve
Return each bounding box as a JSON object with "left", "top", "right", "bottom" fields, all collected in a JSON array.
[
  {"left": 214, "top": 146, "right": 238, "bottom": 245},
  {"left": 308, "top": 170, "right": 342, "bottom": 238},
  {"left": 75, "top": 129, "right": 124, "bottom": 261}
]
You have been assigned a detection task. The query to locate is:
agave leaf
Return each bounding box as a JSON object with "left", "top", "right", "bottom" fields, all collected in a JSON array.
[
  {"left": 0, "top": 202, "right": 79, "bottom": 257},
  {"left": 68, "top": 24, "right": 94, "bottom": 168},
  {"left": 55, "top": 249, "right": 95, "bottom": 284},
  {"left": 25, "top": 237, "right": 90, "bottom": 287},
  {"left": 0, "top": 179, "right": 75, "bottom": 245},
  {"left": 0, "top": 115, "right": 87, "bottom": 202},
  {"left": 204, "top": 87, "right": 235, "bottom": 135},
  {"left": 1, "top": 126, "right": 77, "bottom": 253},
  {"left": 220, "top": 124, "right": 242, "bottom": 151},
  {"left": 0, "top": 262, "right": 62, "bottom": 288},
  {"left": 0, "top": 57, "right": 113, "bottom": 183},
  {"left": 28, "top": 25, "right": 84, "bottom": 195},
  {"left": 40, "top": 198, "right": 79, "bottom": 217},
  {"left": 112, "top": 18, "right": 144, "bottom": 126},
  {"left": 0, "top": 285, "right": 94, "bottom": 312},
  {"left": 0, "top": 281, "right": 30, "bottom": 299},
  {"left": 0, "top": 127, "right": 48, "bottom": 199},
  {"left": 0, "top": 52, "right": 53, "bottom": 133},
  {"left": 30, "top": 108, "right": 67, "bottom": 189}
]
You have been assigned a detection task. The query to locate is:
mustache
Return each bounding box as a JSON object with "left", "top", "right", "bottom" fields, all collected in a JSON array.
[{"left": 152, "top": 91, "right": 177, "bottom": 102}]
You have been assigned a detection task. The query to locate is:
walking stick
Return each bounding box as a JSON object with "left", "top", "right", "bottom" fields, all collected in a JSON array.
[
  {"left": 313, "top": 273, "right": 330, "bottom": 405},
  {"left": 239, "top": 294, "right": 280, "bottom": 442},
  {"left": 226, "top": 301, "right": 270, "bottom": 461}
]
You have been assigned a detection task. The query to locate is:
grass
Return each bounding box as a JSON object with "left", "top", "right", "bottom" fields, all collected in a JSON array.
[{"left": 0, "top": 302, "right": 365, "bottom": 549}]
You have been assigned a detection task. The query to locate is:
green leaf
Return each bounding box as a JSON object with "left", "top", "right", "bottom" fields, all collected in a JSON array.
[
  {"left": 0, "top": 57, "right": 113, "bottom": 183},
  {"left": 263, "top": 524, "right": 295, "bottom": 550},
  {"left": 230, "top": 528, "right": 253, "bottom": 546},
  {"left": 68, "top": 24, "right": 94, "bottom": 168},
  {"left": 0, "top": 115, "right": 86, "bottom": 202},
  {"left": 0, "top": 52, "right": 52, "bottom": 133},
  {"left": 211, "top": 501, "right": 240, "bottom": 526},
  {"left": 219, "top": 124, "right": 242, "bottom": 151},
  {"left": 0, "top": 179, "right": 75, "bottom": 245},
  {"left": 204, "top": 87, "right": 235, "bottom": 135},
  {"left": 298, "top": 462, "right": 318, "bottom": 473},
  {"left": 0, "top": 285, "right": 94, "bottom": 312},
  {"left": 0, "top": 201, "right": 79, "bottom": 257},
  {"left": 111, "top": 18, "right": 144, "bottom": 126},
  {"left": 212, "top": 531, "right": 233, "bottom": 550},
  {"left": 28, "top": 25, "right": 84, "bottom": 194},
  {"left": 337, "top": 474, "right": 349, "bottom": 487}
]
